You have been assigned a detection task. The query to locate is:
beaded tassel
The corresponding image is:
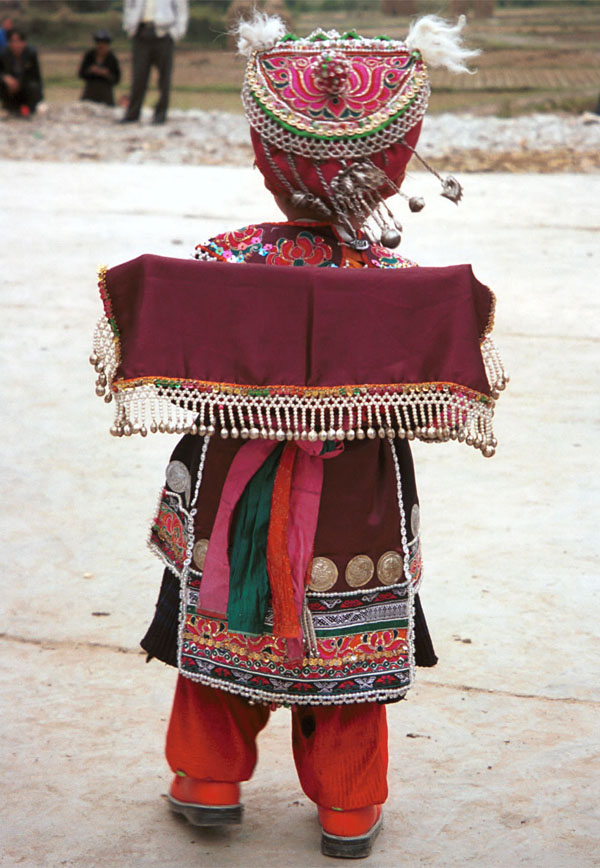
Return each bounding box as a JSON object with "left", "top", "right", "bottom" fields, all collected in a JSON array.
[{"left": 96, "top": 380, "right": 499, "bottom": 456}]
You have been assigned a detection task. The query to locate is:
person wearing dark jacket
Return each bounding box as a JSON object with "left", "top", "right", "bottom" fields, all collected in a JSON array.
[
  {"left": 0, "top": 28, "right": 43, "bottom": 117},
  {"left": 79, "top": 29, "right": 121, "bottom": 107}
]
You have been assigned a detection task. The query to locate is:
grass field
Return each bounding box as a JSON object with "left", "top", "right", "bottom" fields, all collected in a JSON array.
[{"left": 23, "top": 2, "right": 600, "bottom": 115}]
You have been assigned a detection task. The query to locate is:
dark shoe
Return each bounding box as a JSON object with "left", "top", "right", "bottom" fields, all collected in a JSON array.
[
  {"left": 167, "top": 776, "right": 243, "bottom": 827},
  {"left": 118, "top": 116, "right": 138, "bottom": 124},
  {"left": 151, "top": 115, "right": 166, "bottom": 125},
  {"left": 319, "top": 805, "right": 383, "bottom": 859}
]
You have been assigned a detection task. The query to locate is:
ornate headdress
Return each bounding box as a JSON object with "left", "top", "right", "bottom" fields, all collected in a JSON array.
[{"left": 237, "top": 13, "right": 478, "bottom": 247}]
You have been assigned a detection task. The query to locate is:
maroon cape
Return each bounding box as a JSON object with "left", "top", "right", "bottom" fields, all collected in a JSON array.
[
  {"left": 104, "top": 254, "right": 494, "bottom": 395},
  {"left": 93, "top": 254, "right": 504, "bottom": 456}
]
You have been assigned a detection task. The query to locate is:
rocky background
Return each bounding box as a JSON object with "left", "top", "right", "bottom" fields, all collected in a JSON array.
[{"left": 2, "top": 101, "right": 600, "bottom": 172}]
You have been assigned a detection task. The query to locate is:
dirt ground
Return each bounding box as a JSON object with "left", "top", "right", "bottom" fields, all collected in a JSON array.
[{"left": 1, "top": 160, "right": 599, "bottom": 867}]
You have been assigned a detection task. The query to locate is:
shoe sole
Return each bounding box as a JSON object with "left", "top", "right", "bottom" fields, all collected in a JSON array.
[
  {"left": 321, "top": 814, "right": 383, "bottom": 859},
  {"left": 167, "top": 794, "right": 243, "bottom": 826}
]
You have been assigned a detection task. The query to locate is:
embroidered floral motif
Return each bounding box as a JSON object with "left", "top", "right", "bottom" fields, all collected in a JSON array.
[
  {"left": 180, "top": 614, "right": 410, "bottom": 705},
  {"left": 369, "top": 243, "right": 416, "bottom": 269},
  {"left": 149, "top": 489, "right": 187, "bottom": 571},
  {"left": 195, "top": 226, "right": 273, "bottom": 264},
  {"left": 179, "top": 583, "right": 412, "bottom": 705},
  {"left": 265, "top": 230, "right": 334, "bottom": 267},
  {"left": 261, "top": 51, "right": 416, "bottom": 125},
  {"left": 407, "top": 536, "right": 422, "bottom": 588},
  {"left": 195, "top": 224, "right": 419, "bottom": 270},
  {"left": 225, "top": 226, "right": 264, "bottom": 248}
]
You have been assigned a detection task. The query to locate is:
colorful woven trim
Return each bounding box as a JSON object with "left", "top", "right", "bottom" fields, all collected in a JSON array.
[
  {"left": 243, "top": 30, "right": 430, "bottom": 159},
  {"left": 180, "top": 579, "right": 414, "bottom": 706}
]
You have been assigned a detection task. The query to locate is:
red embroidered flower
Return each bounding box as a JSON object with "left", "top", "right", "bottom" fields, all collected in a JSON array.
[
  {"left": 223, "top": 225, "right": 263, "bottom": 249},
  {"left": 266, "top": 231, "right": 333, "bottom": 267},
  {"left": 151, "top": 495, "right": 186, "bottom": 567},
  {"left": 374, "top": 673, "right": 397, "bottom": 685}
]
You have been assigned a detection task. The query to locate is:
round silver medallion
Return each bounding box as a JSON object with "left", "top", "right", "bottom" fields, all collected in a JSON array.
[
  {"left": 345, "top": 554, "right": 374, "bottom": 588},
  {"left": 192, "top": 538, "right": 209, "bottom": 571},
  {"left": 309, "top": 557, "right": 338, "bottom": 592},
  {"left": 166, "top": 460, "right": 190, "bottom": 493},
  {"left": 411, "top": 503, "right": 420, "bottom": 537},
  {"left": 377, "top": 551, "right": 404, "bottom": 585}
]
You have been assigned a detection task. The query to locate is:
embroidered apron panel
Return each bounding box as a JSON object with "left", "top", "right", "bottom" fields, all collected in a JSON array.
[{"left": 179, "top": 579, "right": 415, "bottom": 706}]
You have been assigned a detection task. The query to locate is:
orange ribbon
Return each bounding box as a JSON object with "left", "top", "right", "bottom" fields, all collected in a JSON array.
[{"left": 266, "top": 441, "right": 301, "bottom": 639}]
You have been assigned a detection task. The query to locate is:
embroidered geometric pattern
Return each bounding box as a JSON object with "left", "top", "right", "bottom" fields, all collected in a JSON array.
[
  {"left": 179, "top": 578, "right": 413, "bottom": 705},
  {"left": 300, "top": 587, "right": 410, "bottom": 636}
]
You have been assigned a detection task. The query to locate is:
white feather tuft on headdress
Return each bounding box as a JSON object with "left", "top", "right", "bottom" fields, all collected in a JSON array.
[
  {"left": 235, "top": 10, "right": 287, "bottom": 58},
  {"left": 406, "top": 15, "right": 479, "bottom": 74}
]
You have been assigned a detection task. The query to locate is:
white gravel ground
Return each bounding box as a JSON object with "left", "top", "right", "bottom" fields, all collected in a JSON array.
[
  {"left": 1, "top": 100, "right": 599, "bottom": 165},
  {"left": 1, "top": 161, "right": 599, "bottom": 867}
]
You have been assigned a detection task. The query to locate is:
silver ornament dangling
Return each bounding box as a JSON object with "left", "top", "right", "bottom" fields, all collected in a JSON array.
[
  {"left": 381, "top": 227, "right": 401, "bottom": 248},
  {"left": 398, "top": 137, "right": 465, "bottom": 207},
  {"left": 408, "top": 196, "right": 425, "bottom": 212},
  {"left": 441, "top": 176, "right": 463, "bottom": 204}
]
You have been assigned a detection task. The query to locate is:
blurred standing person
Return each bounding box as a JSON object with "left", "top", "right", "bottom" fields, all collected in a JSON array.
[
  {"left": 79, "top": 29, "right": 121, "bottom": 106},
  {"left": 121, "top": 0, "right": 188, "bottom": 125},
  {"left": 0, "top": 28, "right": 43, "bottom": 118},
  {"left": 0, "top": 16, "right": 13, "bottom": 51}
]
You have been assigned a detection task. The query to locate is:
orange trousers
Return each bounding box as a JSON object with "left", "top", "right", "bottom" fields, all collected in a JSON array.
[{"left": 166, "top": 675, "right": 389, "bottom": 810}]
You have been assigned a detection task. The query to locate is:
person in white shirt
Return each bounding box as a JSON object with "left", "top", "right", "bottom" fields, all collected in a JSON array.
[{"left": 121, "top": 0, "right": 188, "bottom": 124}]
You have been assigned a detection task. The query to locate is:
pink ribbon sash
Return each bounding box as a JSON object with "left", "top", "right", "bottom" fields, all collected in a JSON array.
[{"left": 196, "top": 438, "right": 344, "bottom": 658}]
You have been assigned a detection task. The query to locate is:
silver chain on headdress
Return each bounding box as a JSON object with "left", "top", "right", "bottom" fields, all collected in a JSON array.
[{"left": 240, "top": 17, "right": 476, "bottom": 247}]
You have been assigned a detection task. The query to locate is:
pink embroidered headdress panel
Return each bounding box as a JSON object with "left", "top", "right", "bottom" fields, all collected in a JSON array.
[{"left": 238, "top": 12, "right": 479, "bottom": 247}]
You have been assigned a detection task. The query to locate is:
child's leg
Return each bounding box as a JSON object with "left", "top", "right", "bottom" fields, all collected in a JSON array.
[
  {"left": 291, "top": 701, "right": 388, "bottom": 809},
  {"left": 166, "top": 675, "right": 270, "bottom": 782}
]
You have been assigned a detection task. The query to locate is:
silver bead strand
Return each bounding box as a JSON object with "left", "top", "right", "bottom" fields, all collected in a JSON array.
[
  {"left": 388, "top": 436, "right": 417, "bottom": 689},
  {"left": 176, "top": 434, "right": 211, "bottom": 674}
]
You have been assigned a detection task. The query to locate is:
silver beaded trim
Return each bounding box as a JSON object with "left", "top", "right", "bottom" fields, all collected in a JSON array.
[
  {"left": 90, "top": 314, "right": 118, "bottom": 406},
  {"left": 301, "top": 594, "right": 319, "bottom": 657},
  {"left": 193, "top": 249, "right": 213, "bottom": 262},
  {"left": 173, "top": 669, "right": 409, "bottom": 707},
  {"left": 98, "top": 379, "right": 499, "bottom": 457},
  {"left": 389, "top": 436, "right": 417, "bottom": 689},
  {"left": 481, "top": 336, "right": 509, "bottom": 399},
  {"left": 243, "top": 80, "right": 430, "bottom": 161},
  {"left": 176, "top": 434, "right": 210, "bottom": 673}
]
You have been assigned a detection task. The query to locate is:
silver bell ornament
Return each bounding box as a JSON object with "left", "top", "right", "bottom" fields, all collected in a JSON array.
[
  {"left": 441, "top": 176, "right": 463, "bottom": 204},
  {"left": 381, "top": 227, "right": 401, "bottom": 248},
  {"left": 408, "top": 196, "right": 425, "bottom": 212}
]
